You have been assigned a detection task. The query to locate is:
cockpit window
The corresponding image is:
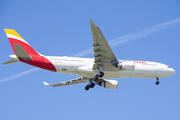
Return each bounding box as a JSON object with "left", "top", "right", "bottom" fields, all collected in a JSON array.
[{"left": 167, "top": 66, "right": 171, "bottom": 68}]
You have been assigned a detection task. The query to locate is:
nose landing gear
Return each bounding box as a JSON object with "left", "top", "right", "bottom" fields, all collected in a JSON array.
[{"left": 156, "top": 77, "right": 160, "bottom": 85}]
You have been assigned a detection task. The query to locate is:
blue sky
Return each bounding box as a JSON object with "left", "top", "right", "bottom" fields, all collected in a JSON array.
[{"left": 0, "top": 1, "right": 180, "bottom": 120}]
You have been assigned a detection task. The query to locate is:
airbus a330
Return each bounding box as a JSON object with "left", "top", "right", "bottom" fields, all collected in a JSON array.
[{"left": 3, "top": 20, "right": 175, "bottom": 90}]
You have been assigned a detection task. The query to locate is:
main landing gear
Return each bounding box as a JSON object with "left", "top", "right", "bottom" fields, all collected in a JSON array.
[
  {"left": 156, "top": 77, "right": 160, "bottom": 85},
  {"left": 85, "top": 82, "right": 95, "bottom": 90},
  {"left": 94, "top": 71, "right": 104, "bottom": 80},
  {"left": 85, "top": 78, "right": 95, "bottom": 90},
  {"left": 85, "top": 71, "right": 104, "bottom": 90}
]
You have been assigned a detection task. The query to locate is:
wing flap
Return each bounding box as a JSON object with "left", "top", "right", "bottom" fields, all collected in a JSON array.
[
  {"left": 43, "top": 77, "right": 90, "bottom": 87},
  {"left": 90, "top": 20, "right": 119, "bottom": 71}
]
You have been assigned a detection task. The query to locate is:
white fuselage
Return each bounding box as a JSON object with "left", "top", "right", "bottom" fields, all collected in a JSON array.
[
  {"left": 4, "top": 27, "right": 176, "bottom": 89},
  {"left": 45, "top": 56, "right": 175, "bottom": 79}
]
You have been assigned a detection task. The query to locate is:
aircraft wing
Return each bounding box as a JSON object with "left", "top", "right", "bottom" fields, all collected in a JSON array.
[
  {"left": 43, "top": 77, "right": 89, "bottom": 87},
  {"left": 90, "top": 20, "right": 119, "bottom": 71}
]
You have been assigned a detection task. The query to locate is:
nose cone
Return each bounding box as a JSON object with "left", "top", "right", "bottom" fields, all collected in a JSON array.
[
  {"left": 166, "top": 68, "right": 176, "bottom": 77},
  {"left": 170, "top": 68, "right": 176, "bottom": 76},
  {"left": 157, "top": 67, "right": 176, "bottom": 77}
]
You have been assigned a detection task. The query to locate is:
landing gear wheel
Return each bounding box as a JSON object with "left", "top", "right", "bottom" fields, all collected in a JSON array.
[
  {"left": 85, "top": 85, "right": 91, "bottom": 90},
  {"left": 156, "top": 81, "right": 160, "bottom": 85},
  {"left": 156, "top": 77, "right": 160, "bottom": 85},
  {"left": 90, "top": 82, "right": 95, "bottom": 88},
  {"left": 94, "top": 74, "right": 99, "bottom": 80},
  {"left": 99, "top": 72, "right": 104, "bottom": 78}
]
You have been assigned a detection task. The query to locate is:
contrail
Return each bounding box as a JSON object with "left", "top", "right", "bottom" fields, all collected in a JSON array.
[
  {"left": 73, "top": 17, "right": 180, "bottom": 57},
  {"left": 1, "top": 17, "right": 180, "bottom": 83},
  {"left": 0, "top": 68, "right": 40, "bottom": 83}
]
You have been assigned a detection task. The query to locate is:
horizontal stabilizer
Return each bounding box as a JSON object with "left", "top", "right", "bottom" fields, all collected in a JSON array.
[
  {"left": 43, "top": 82, "right": 50, "bottom": 86},
  {"left": 2, "top": 59, "right": 20, "bottom": 65},
  {"left": 14, "top": 44, "right": 31, "bottom": 60},
  {"left": 2, "top": 55, "right": 20, "bottom": 65}
]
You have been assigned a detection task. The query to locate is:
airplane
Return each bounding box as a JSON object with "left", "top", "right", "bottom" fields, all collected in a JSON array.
[{"left": 3, "top": 20, "right": 175, "bottom": 90}]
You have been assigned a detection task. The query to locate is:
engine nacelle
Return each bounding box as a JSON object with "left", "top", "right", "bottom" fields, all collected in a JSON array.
[
  {"left": 98, "top": 80, "right": 118, "bottom": 89},
  {"left": 117, "top": 62, "right": 135, "bottom": 71}
]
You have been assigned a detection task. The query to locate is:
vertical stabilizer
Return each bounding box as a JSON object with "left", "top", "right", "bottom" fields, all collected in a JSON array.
[{"left": 4, "top": 29, "right": 40, "bottom": 56}]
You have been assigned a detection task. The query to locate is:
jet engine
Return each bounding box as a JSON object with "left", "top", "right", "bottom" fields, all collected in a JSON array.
[
  {"left": 97, "top": 80, "right": 118, "bottom": 89},
  {"left": 116, "top": 61, "right": 135, "bottom": 71}
]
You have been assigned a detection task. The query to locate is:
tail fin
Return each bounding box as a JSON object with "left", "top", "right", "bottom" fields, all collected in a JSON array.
[{"left": 4, "top": 29, "right": 40, "bottom": 56}]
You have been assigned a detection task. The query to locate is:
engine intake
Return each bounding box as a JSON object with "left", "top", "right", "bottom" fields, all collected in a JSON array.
[
  {"left": 97, "top": 80, "right": 118, "bottom": 89},
  {"left": 117, "top": 62, "right": 135, "bottom": 71}
]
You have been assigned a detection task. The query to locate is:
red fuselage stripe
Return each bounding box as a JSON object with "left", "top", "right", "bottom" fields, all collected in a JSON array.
[{"left": 19, "top": 56, "right": 56, "bottom": 72}]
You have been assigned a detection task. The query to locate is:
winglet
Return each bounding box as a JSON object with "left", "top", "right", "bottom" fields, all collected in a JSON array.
[
  {"left": 43, "top": 82, "right": 50, "bottom": 86},
  {"left": 89, "top": 19, "right": 96, "bottom": 26}
]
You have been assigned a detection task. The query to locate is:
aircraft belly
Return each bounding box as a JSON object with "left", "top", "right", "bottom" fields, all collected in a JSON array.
[
  {"left": 103, "top": 71, "right": 131, "bottom": 78},
  {"left": 77, "top": 66, "right": 95, "bottom": 78},
  {"left": 131, "top": 65, "right": 158, "bottom": 78},
  {"left": 76, "top": 65, "right": 131, "bottom": 78},
  {"left": 54, "top": 63, "right": 79, "bottom": 75}
]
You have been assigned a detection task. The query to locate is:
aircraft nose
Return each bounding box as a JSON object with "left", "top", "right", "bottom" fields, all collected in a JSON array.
[
  {"left": 171, "top": 68, "right": 176, "bottom": 75},
  {"left": 167, "top": 68, "right": 176, "bottom": 76},
  {"left": 157, "top": 67, "right": 176, "bottom": 77}
]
